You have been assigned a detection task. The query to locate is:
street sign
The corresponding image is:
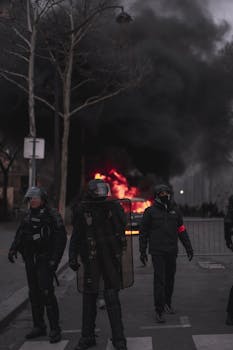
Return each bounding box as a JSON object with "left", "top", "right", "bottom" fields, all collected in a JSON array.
[{"left": 23, "top": 137, "right": 45, "bottom": 159}]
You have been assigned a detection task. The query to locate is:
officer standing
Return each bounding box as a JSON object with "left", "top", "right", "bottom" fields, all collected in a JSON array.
[
  {"left": 8, "top": 187, "right": 67, "bottom": 343},
  {"left": 69, "top": 179, "right": 130, "bottom": 350},
  {"left": 139, "top": 184, "right": 193, "bottom": 323},
  {"left": 224, "top": 194, "right": 233, "bottom": 325}
]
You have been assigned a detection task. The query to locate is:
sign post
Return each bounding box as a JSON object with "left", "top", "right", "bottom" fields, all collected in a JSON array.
[{"left": 24, "top": 137, "right": 45, "bottom": 187}]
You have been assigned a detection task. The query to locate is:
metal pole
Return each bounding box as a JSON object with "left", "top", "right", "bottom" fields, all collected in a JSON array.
[
  {"left": 31, "top": 137, "right": 36, "bottom": 186},
  {"left": 54, "top": 54, "right": 60, "bottom": 208}
]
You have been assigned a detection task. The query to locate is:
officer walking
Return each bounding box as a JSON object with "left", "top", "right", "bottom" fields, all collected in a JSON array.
[
  {"left": 8, "top": 186, "right": 67, "bottom": 343},
  {"left": 139, "top": 184, "right": 193, "bottom": 323},
  {"left": 224, "top": 194, "right": 233, "bottom": 325},
  {"left": 69, "top": 179, "right": 131, "bottom": 350}
]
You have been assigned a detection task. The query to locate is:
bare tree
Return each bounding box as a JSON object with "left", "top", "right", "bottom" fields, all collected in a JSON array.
[
  {"left": 0, "top": 0, "right": 63, "bottom": 187},
  {"left": 1, "top": 0, "right": 146, "bottom": 220},
  {"left": 0, "top": 140, "right": 18, "bottom": 219},
  {"left": 41, "top": 0, "right": 142, "bottom": 219}
]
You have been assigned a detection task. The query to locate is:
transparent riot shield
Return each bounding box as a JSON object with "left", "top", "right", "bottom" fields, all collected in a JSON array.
[{"left": 76, "top": 198, "right": 134, "bottom": 293}]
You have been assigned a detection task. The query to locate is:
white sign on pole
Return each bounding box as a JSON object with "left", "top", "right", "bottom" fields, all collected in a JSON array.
[{"left": 23, "top": 138, "right": 45, "bottom": 159}]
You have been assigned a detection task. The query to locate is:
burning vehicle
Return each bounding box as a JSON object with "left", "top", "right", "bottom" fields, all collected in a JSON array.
[
  {"left": 94, "top": 169, "right": 152, "bottom": 234},
  {"left": 129, "top": 197, "right": 151, "bottom": 230}
]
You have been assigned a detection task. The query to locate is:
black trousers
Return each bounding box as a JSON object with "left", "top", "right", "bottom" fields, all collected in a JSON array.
[
  {"left": 152, "top": 252, "right": 177, "bottom": 313},
  {"left": 25, "top": 255, "right": 60, "bottom": 331},
  {"left": 81, "top": 289, "right": 126, "bottom": 346}
]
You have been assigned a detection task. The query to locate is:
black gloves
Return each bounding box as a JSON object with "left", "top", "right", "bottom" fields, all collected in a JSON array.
[
  {"left": 49, "top": 260, "right": 58, "bottom": 272},
  {"left": 69, "top": 259, "right": 79, "bottom": 271},
  {"left": 226, "top": 240, "right": 233, "bottom": 251},
  {"left": 186, "top": 249, "right": 194, "bottom": 261},
  {"left": 140, "top": 252, "right": 148, "bottom": 266},
  {"left": 8, "top": 250, "right": 17, "bottom": 263}
]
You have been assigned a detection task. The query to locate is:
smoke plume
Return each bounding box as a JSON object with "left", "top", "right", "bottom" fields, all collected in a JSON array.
[{"left": 82, "top": 0, "right": 233, "bottom": 180}]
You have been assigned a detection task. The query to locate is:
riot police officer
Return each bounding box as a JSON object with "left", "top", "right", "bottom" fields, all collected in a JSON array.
[
  {"left": 69, "top": 179, "right": 130, "bottom": 350},
  {"left": 139, "top": 184, "right": 194, "bottom": 323},
  {"left": 8, "top": 186, "right": 67, "bottom": 343},
  {"left": 224, "top": 194, "right": 233, "bottom": 325}
]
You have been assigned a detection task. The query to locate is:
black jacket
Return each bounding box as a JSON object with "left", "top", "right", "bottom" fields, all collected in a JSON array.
[
  {"left": 139, "top": 200, "right": 193, "bottom": 255},
  {"left": 10, "top": 206, "right": 67, "bottom": 265},
  {"left": 69, "top": 198, "right": 127, "bottom": 264}
]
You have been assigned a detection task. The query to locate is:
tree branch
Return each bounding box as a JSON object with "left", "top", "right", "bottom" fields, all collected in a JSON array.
[
  {"left": 34, "top": 94, "right": 63, "bottom": 118},
  {"left": 5, "top": 50, "right": 29, "bottom": 63},
  {"left": 0, "top": 69, "right": 28, "bottom": 81},
  {"left": 70, "top": 85, "right": 129, "bottom": 118},
  {"left": 0, "top": 73, "right": 28, "bottom": 93},
  {"left": 67, "top": 5, "right": 124, "bottom": 35},
  {"left": 71, "top": 78, "right": 94, "bottom": 92},
  {"left": 14, "top": 27, "right": 31, "bottom": 47}
]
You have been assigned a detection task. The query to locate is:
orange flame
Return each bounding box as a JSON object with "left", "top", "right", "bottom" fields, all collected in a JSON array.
[{"left": 94, "top": 168, "right": 152, "bottom": 213}]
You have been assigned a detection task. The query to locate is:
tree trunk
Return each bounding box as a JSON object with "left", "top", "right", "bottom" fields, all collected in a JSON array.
[
  {"left": 2, "top": 170, "right": 8, "bottom": 220},
  {"left": 59, "top": 3, "right": 74, "bottom": 220},
  {"left": 28, "top": 22, "right": 37, "bottom": 187}
]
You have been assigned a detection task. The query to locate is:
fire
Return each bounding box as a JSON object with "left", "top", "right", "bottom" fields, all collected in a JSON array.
[{"left": 94, "top": 168, "right": 152, "bottom": 213}]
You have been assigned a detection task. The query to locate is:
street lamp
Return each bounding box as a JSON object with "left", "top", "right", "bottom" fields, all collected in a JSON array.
[
  {"left": 67, "top": 6, "right": 132, "bottom": 35},
  {"left": 116, "top": 9, "right": 133, "bottom": 24}
]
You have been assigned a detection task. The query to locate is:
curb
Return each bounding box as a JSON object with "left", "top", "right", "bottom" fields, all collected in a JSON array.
[{"left": 0, "top": 260, "right": 69, "bottom": 330}]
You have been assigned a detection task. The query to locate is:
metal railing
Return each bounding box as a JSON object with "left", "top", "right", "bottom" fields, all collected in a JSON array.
[{"left": 178, "top": 217, "right": 230, "bottom": 256}]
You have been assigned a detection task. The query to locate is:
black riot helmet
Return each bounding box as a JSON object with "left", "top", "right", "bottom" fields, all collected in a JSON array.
[
  {"left": 24, "top": 186, "right": 48, "bottom": 203},
  {"left": 87, "top": 179, "right": 109, "bottom": 200}
]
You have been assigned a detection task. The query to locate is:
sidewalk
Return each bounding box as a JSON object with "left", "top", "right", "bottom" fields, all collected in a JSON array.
[{"left": 0, "top": 221, "right": 70, "bottom": 329}]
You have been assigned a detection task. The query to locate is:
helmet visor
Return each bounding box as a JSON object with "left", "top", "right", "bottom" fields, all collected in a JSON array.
[{"left": 93, "top": 182, "right": 109, "bottom": 197}]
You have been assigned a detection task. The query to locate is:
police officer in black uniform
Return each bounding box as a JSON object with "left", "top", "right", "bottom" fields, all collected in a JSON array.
[
  {"left": 224, "top": 194, "right": 233, "bottom": 325},
  {"left": 69, "top": 179, "right": 128, "bottom": 350},
  {"left": 139, "top": 184, "right": 194, "bottom": 323},
  {"left": 8, "top": 186, "right": 67, "bottom": 343}
]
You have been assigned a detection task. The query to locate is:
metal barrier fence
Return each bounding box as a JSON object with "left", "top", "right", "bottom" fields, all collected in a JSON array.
[{"left": 178, "top": 218, "right": 230, "bottom": 256}]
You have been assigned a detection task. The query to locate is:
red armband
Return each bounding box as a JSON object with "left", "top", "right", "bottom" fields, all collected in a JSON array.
[{"left": 178, "top": 225, "right": 186, "bottom": 233}]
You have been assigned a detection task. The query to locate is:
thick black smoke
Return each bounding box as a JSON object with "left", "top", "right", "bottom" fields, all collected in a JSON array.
[
  {"left": 80, "top": 0, "right": 233, "bottom": 180},
  {"left": 1, "top": 0, "right": 233, "bottom": 199}
]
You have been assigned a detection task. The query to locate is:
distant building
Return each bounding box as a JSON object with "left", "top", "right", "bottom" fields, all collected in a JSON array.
[{"left": 171, "top": 162, "right": 233, "bottom": 214}]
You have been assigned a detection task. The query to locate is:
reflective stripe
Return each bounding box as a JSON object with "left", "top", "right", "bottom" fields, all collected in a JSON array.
[{"left": 178, "top": 224, "right": 186, "bottom": 233}]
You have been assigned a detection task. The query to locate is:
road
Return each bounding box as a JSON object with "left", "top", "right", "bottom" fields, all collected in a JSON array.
[{"left": 1, "top": 234, "right": 233, "bottom": 350}]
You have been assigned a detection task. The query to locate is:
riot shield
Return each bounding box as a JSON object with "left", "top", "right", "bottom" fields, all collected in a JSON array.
[{"left": 76, "top": 198, "right": 134, "bottom": 293}]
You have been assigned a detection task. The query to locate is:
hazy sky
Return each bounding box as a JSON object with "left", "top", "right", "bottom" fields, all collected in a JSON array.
[
  {"left": 209, "top": 0, "right": 233, "bottom": 32},
  {"left": 124, "top": 0, "right": 233, "bottom": 40}
]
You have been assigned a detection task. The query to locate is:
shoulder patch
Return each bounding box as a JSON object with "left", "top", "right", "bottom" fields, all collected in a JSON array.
[{"left": 169, "top": 210, "right": 176, "bottom": 215}]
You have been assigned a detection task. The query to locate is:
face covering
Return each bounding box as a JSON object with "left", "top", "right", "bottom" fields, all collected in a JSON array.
[{"left": 159, "top": 195, "right": 170, "bottom": 206}]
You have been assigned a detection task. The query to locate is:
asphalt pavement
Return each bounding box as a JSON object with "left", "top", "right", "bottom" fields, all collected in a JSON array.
[{"left": 1, "top": 227, "right": 233, "bottom": 350}]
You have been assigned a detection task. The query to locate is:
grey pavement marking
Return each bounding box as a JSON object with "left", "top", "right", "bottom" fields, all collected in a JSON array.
[
  {"left": 19, "top": 340, "right": 69, "bottom": 350},
  {"left": 106, "top": 337, "right": 153, "bottom": 350},
  {"left": 193, "top": 334, "right": 233, "bottom": 350},
  {"left": 62, "top": 328, "right": 100, "bottom": 333},
  {"left": 140, "top": 315, "right": 191, "bottom": 330},
  {"left": 197, "top": 261, "right": 225, "bottom": 269},
  {"left": 180, "top": 316, "right": 191, "bottom": 327}
]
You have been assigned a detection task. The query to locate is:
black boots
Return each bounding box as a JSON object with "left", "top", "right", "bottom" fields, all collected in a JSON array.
[
  {"left": 75, "top": 293, "right": 98, "bottom": 349},
  {"left": 49, "top": 328, "right": 61, "bottom": 343},
  {"left": 164, "top": 304, "right": 176, "bottom": 314},
  {"left": 75, "top": 336, "right": 96, "bottom": 350},
  {"left": 112, "top": 339, "right": 127, "bottom": 350},
  {"left": 46, "top": 297, "right": 62, "bottom": 343},
  {"left": 155, "top": 311, "right": 166, "bottom": 323},
  {"left": 226, "top": 312, "right": 233, "bottom": 325},
  {"left": 104, "top": 290, "right": 127, "bottom": 350},
  {"left": 25, "top": 327, "right": 47, "bottom": 339}
]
